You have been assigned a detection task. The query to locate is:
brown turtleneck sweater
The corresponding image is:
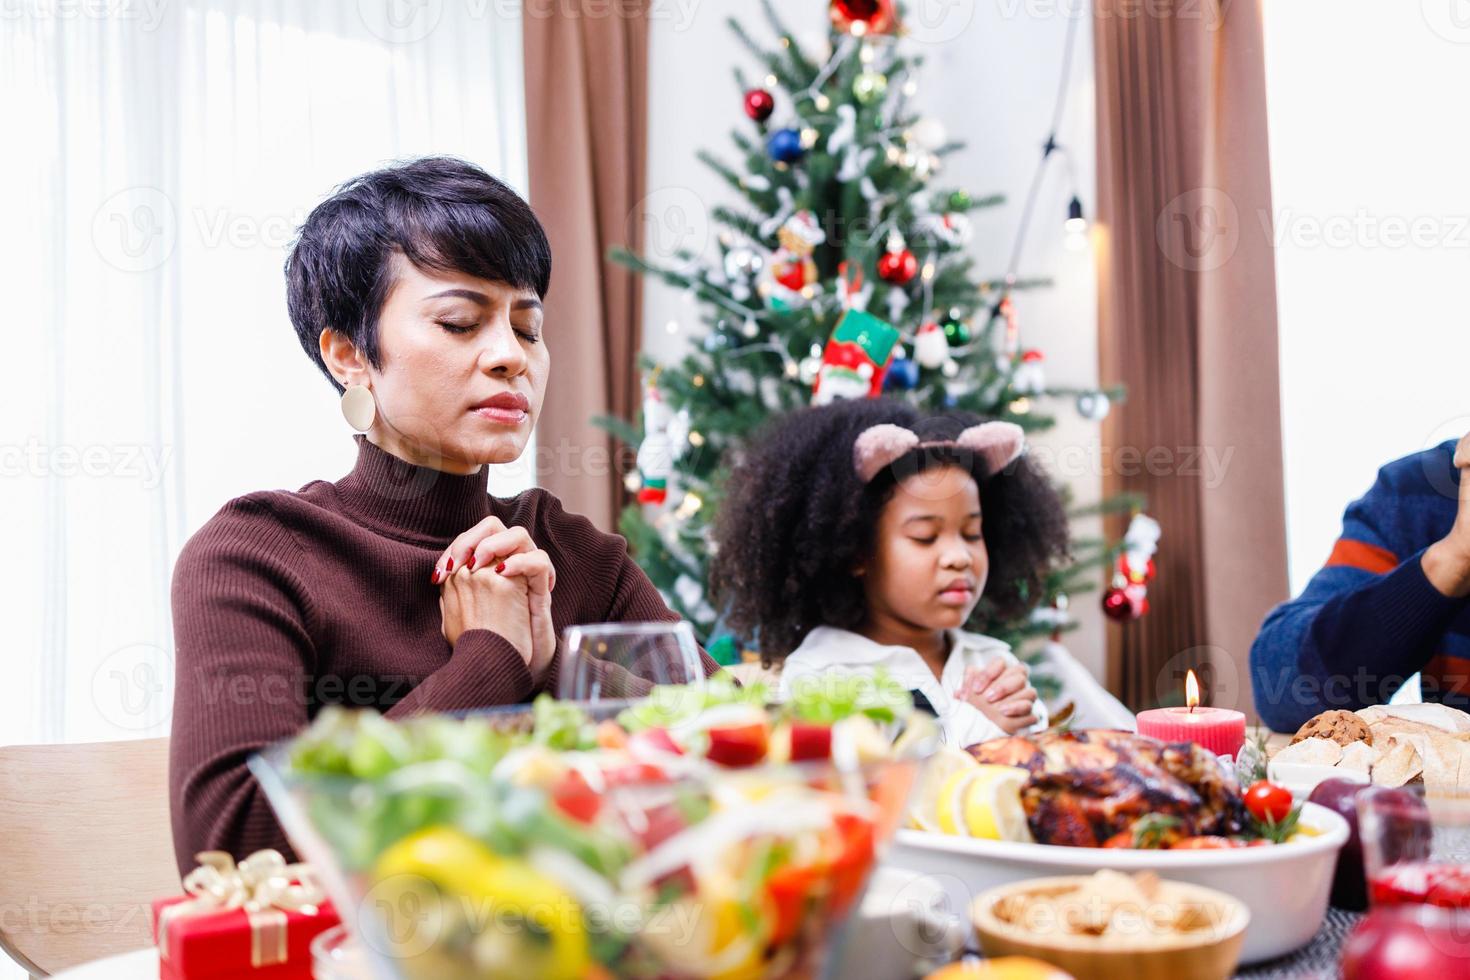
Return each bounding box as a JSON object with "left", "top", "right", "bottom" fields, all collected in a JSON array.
[{"left": 168, "top": 434, "right": 719, "bottom": 876}]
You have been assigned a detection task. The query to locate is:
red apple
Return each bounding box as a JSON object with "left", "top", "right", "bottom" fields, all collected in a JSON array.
[{"left": 1341, "top": 905, "right": 1470, "bottom": 980}]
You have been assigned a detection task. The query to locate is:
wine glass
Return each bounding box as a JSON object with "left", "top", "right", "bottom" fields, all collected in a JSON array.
[{"left": 558, "top": 621, "right": 705, "bottom": 719}]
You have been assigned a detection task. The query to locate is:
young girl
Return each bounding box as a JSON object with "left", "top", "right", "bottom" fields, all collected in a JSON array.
[{"left": 710, "top": 398, "right": 1070, "bottom": 747}]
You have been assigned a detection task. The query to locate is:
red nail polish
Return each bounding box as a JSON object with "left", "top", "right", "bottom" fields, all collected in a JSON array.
[
  {"left": 467, "top": 555, "right": 477, "bottom": 570},
  {"left": 495, "top": 562, "right": 506, "bottom": 574},
  {"left": 445, "top": 557, "right": 454, "bottom": 572},
  {"left": 430, "top": 569, "right": 442, "bottom": 584}
]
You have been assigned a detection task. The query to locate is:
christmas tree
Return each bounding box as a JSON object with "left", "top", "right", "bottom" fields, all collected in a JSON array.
[{"left": 603, "top": 0, "right": 1141, "bottom": 694}]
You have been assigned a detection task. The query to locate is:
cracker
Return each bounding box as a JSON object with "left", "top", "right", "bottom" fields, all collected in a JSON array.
[
  {"left": 1272, "top": 736, "right": 1343, "bottom": 767},
  {"left": 1371, "top": 740, "right": 1423, "bottom": 787},
  {"left": 1339, "top": 740, "right": 1379, "bottom": 773}
]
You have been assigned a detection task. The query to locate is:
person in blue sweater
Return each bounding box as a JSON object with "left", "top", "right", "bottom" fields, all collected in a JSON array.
[{"left": 1251, "top": 433, "right": 1470, "bottom": 731}]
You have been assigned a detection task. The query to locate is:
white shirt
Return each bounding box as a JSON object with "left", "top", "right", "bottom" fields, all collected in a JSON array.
[{"left": 778, "top": 626, "right": 1048, "bottom": 747}]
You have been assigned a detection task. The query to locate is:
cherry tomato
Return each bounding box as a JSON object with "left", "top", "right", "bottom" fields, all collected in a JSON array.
[{"left": 1244, "top": 780, "right": 1294, "bottom": 824}]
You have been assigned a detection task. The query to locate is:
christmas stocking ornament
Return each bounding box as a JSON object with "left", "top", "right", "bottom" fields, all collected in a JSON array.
[{"left": 812, "top": 309, "right": 900, "bottom": 405}]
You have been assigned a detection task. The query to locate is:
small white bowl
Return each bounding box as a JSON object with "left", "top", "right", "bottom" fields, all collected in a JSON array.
[{"left": 884, "top": 801, "right": 1349, "bottom": 964}]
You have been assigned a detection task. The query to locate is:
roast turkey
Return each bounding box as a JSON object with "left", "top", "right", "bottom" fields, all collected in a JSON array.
[{"left": 968, "top": 729, "right": 1249, "bottom": 847}]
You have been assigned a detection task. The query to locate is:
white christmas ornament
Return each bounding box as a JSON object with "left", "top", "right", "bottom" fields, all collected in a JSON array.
[
  {"left": 908, "top": 117, "right": 947, "bottom": 151},
  {"left": 1076, "top": 390, "right": 1112, "bottom": 421}
]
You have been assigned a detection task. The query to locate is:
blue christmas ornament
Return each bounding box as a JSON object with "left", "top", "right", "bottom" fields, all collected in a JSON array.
[
  {"left": 884, "top": 357, "right": 919, "bottom": 391},
  {"left": 767, "top": 128, "right": 805, "bottom": 164}
]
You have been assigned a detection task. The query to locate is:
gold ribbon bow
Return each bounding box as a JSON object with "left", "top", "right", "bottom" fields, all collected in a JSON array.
[{"left": 157, "top": 850, "right": 325, "bottom": 968}]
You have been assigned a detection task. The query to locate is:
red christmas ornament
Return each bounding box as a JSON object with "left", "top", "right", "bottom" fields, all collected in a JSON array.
[
  {"left": 743, "top": 89, "right": 775, "bottom": 123},
  {"left": 1102, "top": 582, "right": 1148, "bottom": 621},
  {"left": 830, "top": 0, "right": 897, "bottom": 35},
  {"left": 877, "top": 247, "right": 918, "bottom": 285}
]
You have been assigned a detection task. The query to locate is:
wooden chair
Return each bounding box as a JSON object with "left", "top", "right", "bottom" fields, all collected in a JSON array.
[{"left": 0, "top": 738, "right": 180, "bottom": 977}]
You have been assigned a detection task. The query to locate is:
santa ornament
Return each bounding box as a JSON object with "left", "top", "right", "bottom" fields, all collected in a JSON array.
[
  {"left": 913, "top": 320, "right": 949, "bottom": 369},
  {"left": 635, "top": 385, "right": 689, "bottom": 505},
  {"left": 1011, "top": 349, "right": 1046, "bottom": 395},
  {"left": 1102, "top": 513, "right": 1161, "bottom": 622},
  {"left": 764, "top": 210, "right": 826, "bottom": 306},
  {"left": 811, "top": 309, "right": 901, "bottom": 405}
]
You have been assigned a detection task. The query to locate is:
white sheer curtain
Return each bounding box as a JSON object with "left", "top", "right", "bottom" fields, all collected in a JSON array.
[{"left": 0, "top": 1, "right": 529, "bottom": 756}]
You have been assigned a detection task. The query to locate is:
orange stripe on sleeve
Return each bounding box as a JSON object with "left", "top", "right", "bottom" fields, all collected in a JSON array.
[
  {"left": 1325, "top": 538, "right": 1399, "bottom": 575},
  {"left": 1423, "top": 655, "right": 1470, "bottom": 699}
]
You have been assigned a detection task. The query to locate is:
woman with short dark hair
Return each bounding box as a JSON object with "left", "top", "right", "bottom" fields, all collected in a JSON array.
[{"left": 168, "top": 157, "right": 719, "bottom": 873}]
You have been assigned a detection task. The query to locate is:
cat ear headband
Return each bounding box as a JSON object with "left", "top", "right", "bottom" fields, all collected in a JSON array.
[{"left": 852, "top": 421, "right": 1026, "bottom": 484}]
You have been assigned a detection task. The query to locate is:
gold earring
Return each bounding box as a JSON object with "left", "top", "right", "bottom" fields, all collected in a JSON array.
[{"left": 340, "top": 383, "right": 376, "bottom": 432}]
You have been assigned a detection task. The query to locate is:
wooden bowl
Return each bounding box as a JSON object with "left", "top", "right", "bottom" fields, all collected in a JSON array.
[{"left": 970, "top": 875, "right": 1249, "bottom": 980}]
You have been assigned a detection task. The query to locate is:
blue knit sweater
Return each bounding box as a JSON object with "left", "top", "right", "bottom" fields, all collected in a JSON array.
[{"left": 1251, "top": 440, "right": 1470, "bottom": 732}]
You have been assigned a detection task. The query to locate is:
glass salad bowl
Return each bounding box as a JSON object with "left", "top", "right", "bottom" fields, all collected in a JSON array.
[{"left": 249, "top": 675, "right": 933, "bottom": 980}]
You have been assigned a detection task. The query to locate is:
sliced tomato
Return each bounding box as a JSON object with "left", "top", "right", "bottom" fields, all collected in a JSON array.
[
  {"left": 825, "top": 814, "right": 876, "bottom": 915},
  {"left": 549, "top": 769, "right": 601, "bottom": 824},
  {"left": 765, "top": 864, "right": 822, "bottom": 947},
  {"left": 628, "top": 726, "right": 683, "bottom": 757},
  {"left": 788, "top": 722, "right": 833, "bottom": 762},
  {"left": 633, "top": 802, "right": 688, "bottom": 852},
  {"left": 1244, "top": 780, "right": 1294, "bottom": 824},
  {"left": 705, "top": 722, "right": 769, "bottom": 767},
  {"left": 763, "top": 814, "right": 877, "bottom": 948},
  {"left": 602, "top": 761, "right": 670, "bottom": 787}
]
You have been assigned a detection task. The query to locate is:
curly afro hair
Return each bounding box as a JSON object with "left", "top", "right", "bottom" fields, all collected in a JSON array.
[{"left": 709, "top": 398, "right": 1070, "bottom": 664}]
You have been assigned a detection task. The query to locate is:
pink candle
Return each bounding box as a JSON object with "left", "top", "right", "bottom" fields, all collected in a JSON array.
[{"left": 1136, "top": 670, "right": 1247, "bottom": 761}]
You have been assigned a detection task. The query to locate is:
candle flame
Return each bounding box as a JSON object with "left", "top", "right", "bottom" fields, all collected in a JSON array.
[{"left": 1185, "top": 670, "right": 1201, "bottom": 711}]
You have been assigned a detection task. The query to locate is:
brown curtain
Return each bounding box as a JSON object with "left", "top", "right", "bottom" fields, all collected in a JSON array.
[
  {"left": 522, "top": 2, "right": 650, "bottom": 530},
  {"left": 1094, "top": 0, "right": 1290, "bottom": 716}
]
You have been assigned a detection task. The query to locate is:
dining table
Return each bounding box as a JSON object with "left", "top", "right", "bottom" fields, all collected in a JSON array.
[{"left": 48, "top": 730, "right": 1371, "bottom": 980}]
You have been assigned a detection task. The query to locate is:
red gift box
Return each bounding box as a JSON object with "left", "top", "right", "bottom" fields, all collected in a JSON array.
[{"left": 150, "top": 851, "right": 340, "bottom": 980}]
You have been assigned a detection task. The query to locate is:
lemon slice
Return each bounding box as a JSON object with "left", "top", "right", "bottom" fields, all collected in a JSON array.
[
  {"left": 962, "top": 765, "right": 1032, "bottom": 842},
  {"left": 908, "top": 746, "right": 980, "bottom": 832},
  {"left": 938, "top": 764, "right": 1032, "bottom": 842}
]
